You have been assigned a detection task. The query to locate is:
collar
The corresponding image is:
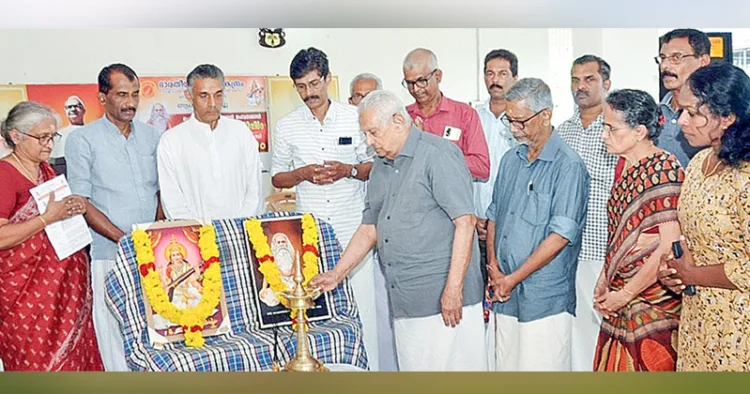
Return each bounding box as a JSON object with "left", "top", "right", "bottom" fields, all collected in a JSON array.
[
  {"left": 570, "top": 107, "right": 604, "bottom": 128},
  {"left": 100, "top": 115, "right": 136, "bottom": 137},
  {"left": 396, "top": 127, "right": 422, "bottom": 158},
  {"left": 187, "top": 113, "right": 226, "bottom": 131},
  {"left": 516, "top": 128, "right": 562, "bottom": 163},
  {"left": 410, "top": 93, "right": 453, "bottom": 118},
  {"left": 301, "top": 99, "right": 336, "bottom": 123},
  {"left": 479, "top": 99, "right": 506, "bottom": 119}
]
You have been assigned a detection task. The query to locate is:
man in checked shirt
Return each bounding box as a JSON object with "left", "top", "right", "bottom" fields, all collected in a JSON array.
[{"left": 557, "top": 54, "right": 618, "bottom": 371}]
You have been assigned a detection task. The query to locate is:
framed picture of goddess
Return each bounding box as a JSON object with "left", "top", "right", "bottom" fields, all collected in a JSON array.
[{"left": 132, "top": 220, "right": 231, "bottom": 347}]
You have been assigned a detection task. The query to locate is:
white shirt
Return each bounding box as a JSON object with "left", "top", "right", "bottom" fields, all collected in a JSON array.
[
  {"left": 474, "top": 101, "right": 518, "bottom": 219},
  {"left": 271, "top": 101, "right": 373, "bottom": 245},
  {"left": 50, "top": 124, "right": 83, "bottom": 159},
  {"left": 157, "top": 114, "right": 263, "bottom": 221},
  {"left": 0, "top": 140, "right": 10, "bottom": 158}
]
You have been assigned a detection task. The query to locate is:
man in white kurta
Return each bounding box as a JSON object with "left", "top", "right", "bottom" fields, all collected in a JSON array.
[
  {"left": 158, "top": 64, "right": 263, "bottom": 221},
  {"left": 271, "top": 47, "right": 379, "bottom": 370}
]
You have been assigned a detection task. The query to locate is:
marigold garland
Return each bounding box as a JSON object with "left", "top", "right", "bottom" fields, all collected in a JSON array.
[
  {"left": 244, "top": 214, "right": 321, "bottom": 330},
  {"left": 132, "top": 225, "right": 222, "bottom": 348}
]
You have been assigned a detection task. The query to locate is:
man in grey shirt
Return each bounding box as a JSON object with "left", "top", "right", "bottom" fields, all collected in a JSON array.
[{"left": 311, "top": 90, "right": 486, "bottom": 372}]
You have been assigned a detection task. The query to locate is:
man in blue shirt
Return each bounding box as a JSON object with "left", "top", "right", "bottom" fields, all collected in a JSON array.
[
  {"left": 486, "top": 78, "right": 589, "bottom": 371},
  {"left": 655, "top": 28, "right": 711, "bottom": 167},
  {"left": 66, "top": 64, "right": 162, "bottom": 371}
]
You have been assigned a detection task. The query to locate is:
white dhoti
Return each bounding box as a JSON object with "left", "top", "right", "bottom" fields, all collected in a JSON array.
[
  {"left": 495, "top": 312, "right": 573, "bottom": 371},
  {"left": 485, "top": 308, "right": 496, "bottom": 371},
  {"left": 374, "top": 252, "right": 398, "bottom": 371},
  {"left": 92, "top": 259, "right": 128, "bottom": 371},
  {"left": 572, "top": 259, "right": 604, "bottom": 371},
  {"left": 346, "top": 249, "right": 379, "bottom": 371},
  {"left": 393, "top": 302, "right": 487, "bottom": 371}
]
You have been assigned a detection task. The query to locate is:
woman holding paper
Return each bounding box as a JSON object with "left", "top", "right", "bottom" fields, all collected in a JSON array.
[{"left": 0, "top": 101, "right": 103, "bottom": 371}]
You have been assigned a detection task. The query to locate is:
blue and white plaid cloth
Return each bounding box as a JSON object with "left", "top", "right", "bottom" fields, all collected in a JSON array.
[{"left": 105, "top": 212, "right": 369, "bottom": 371}]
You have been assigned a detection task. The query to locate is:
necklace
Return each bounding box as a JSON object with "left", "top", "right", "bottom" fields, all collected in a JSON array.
[
  {"left": 11, "top": 153, "right": 39, "bottom": 184},
  {"left": 703, "top": 154, "right": 724, "bottom": 178}
]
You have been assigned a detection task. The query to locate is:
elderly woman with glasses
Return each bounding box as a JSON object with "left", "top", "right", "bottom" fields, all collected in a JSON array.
[
  {"left": 658, "top": 63, "right": 750, "bottom": 372},
  {"left": 592, "top": 89, "right": 685, "bottom": 371},
  {"left": 0, "top": 101, "right": 102, "bottom": 371}
]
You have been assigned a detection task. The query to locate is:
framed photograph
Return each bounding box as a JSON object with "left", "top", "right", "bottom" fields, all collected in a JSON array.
[
  {"left": 132, "top": 220, "right": 232, "bottom": 347},
  {"left": 245, "top": 215, "right": 333, "bottom": 329}
]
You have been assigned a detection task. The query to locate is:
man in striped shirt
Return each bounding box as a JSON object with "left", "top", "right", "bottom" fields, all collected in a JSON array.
[{"left": 271, "top": 47, "right": 380, "bottom": 370}]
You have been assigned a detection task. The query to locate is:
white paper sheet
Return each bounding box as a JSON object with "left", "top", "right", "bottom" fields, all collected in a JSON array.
[{"left": 29, "top": 175, "right": 92, "bottom": 260}]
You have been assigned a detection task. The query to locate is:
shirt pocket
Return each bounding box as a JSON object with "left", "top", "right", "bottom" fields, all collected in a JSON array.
[
  {"left": 138, "top": 154, "right": 158, "bottom": 186},
  {"left": 333, "top": 135, "right": 358, "bottom": 161},
  {"left": 520, "top": 191, "right": 551, "bottom": 226}
]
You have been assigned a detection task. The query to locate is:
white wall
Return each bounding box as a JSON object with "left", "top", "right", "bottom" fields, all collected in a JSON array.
[
  {"left": 0, "top": 28, "right": 662, "bottom": 106},
  {"left": 0, "top": 28, "right": 664, "bottom": 189}
]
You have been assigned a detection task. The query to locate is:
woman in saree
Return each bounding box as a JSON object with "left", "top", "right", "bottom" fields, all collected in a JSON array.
[
  {"left": 592, "top": 89, "right": 684, "bottom": 371},
  {"left": 659, "top": 63, "right": 750, "bottom": 371},
  {"left": 0, "top": 101, "right": 103, "bottom": 371}
]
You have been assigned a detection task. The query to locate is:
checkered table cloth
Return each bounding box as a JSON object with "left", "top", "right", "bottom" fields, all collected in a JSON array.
[{"left": 105, "top": 212, "right": 369, "bottom": 371}]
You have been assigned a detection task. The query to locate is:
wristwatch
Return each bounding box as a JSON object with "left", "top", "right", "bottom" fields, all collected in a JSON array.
[{"left": 349, "top": 164, "right": 358, "bottom": 179}]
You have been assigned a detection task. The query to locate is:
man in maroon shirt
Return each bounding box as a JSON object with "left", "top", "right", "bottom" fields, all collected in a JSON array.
[{"left": 402, "top": 48, "right": 490, "bottom": 181}]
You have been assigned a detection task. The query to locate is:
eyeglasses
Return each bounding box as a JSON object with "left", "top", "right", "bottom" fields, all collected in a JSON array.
[
  {"left": 602, "top": 124, "right": 632, "bottom": 135},
  {"left": 19, "top": 131, "right": 61, "bottom": 146},
  {"left": 654, "top": 53, "right": 698, "bottom": 65},
  {"left": 402, "top": 69, "right": 437, "bottom": 89},
  {"left": 500, "top": 109, "right": 545, "bottom": 130},
  {"left": 65, "top": 104, "right": 83, "bottom": 110},
  {"left": 294, "top": 75, "right": 326, "bottom": 92}
]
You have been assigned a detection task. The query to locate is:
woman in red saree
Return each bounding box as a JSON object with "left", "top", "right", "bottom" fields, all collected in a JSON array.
[
  {"left": 592, "top": 90, "right": 684, "bottom": 371},
  {"left": 0, "top": 101, "right": 103, "bottom": 371}
]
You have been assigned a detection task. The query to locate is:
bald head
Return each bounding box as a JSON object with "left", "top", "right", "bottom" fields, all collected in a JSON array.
[
  {"left": 403, "top": 48, "right": 439, "bottom": 71},
  {"left": 64, "top": 95, "right": 86, "bottom": 126},
  {"left": 402, "top": 48, "right": 442, "bottom": 105}
]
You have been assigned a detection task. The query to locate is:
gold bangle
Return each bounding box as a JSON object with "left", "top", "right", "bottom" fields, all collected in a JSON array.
[
  {"left": 38, "top": 215, "right": 48, "bottom": 227},
  {"left": 622, "top": 287, "right": 635, "bottom": 297}
]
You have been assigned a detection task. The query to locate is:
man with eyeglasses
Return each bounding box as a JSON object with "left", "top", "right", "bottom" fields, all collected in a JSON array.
[
  {"left": 402, "top": 48, "right": 490, "bottom": 181},
  {"left": 556, "top": 54, "right": 618, "bottom": 371},
  {"left": 49, "top": 95, "right": 87, "bottom": 176},
  {"left": 348, "top": 73, "right": 382, "bottom": 106},
  {"left": 271, "top": 47, "right": 380, "bottom": 370},
  {"left": 487, "top": 78, "right": 589, "bottom": 371},
  {"left": 655, "top": 28, "right": 711, "bottom": 167},
  {"left": 66, "top": 63, "right": 163, "bottom": 371}
]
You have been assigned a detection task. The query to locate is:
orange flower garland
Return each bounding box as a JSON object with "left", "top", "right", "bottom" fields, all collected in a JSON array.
[
  {"left": 132, "top": 225, "right": 222, "bottom": 348},
  {"left": 244, "top": 214, "right": 321, "bottom": 329}
]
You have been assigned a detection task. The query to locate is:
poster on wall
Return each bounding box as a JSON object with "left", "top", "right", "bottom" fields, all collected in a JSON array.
[
  {"left": 137, "top": 76, "right": 269, "bottom": 151},
  {"left": 26, "top": 84, "right": 104, "bottom": 161},
  {"left": 1, "top": 75, "right": 271, "bottom": 155},
  {"left": 266, "top": 76, "right": 340, "bottom": 151}
]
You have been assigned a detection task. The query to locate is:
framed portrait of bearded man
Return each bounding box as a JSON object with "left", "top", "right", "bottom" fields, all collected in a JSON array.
[
  {"left": 245, "top": 215, "right": 333, "bottom": 329},
  {"left": 132, "top": 220, "right": 231, "bottom": 347}
]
